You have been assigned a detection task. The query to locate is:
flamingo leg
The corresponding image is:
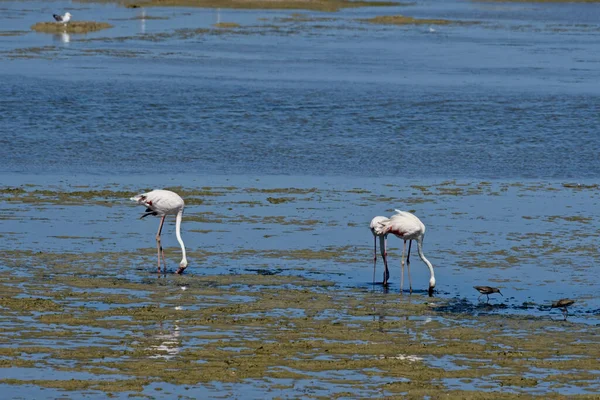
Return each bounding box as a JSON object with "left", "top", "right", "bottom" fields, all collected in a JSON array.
[
  {"left": 406, "top": 240, "right": 413, "bottom": 294},
  {"left": 400, "top": 240, "right": 406, "bottom": 294},
  {"left": 383, "top": 235, "right": 389, "bottom": 285},
  {"left": 372, "top": 236, "right": 377, "bottom": 285},
  {"left": 156, "top": 216, "right": 166, "bottom": 273}
]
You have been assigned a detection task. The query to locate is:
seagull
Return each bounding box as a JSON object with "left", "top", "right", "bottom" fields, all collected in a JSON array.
[
  {"left": 551, "top": 299, "right": 575, "bottom": 321},
  {"left": 53, "top": 12, "right": 72, "bottom": 25},
  {"left": 473, "top": 286, "right": 503, "bottom": 303}
]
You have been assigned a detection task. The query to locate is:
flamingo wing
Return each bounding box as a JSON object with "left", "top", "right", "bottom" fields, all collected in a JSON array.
[
  {"left": 131, "top": 190, "right": 184, "bottom": 216},
  {"left": 384, "top": 211, "right": 424, "bottom": 238}
]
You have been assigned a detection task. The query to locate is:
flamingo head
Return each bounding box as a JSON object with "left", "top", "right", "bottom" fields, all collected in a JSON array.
[
  {"left": 176, "top": 259, "right": 188, "bottom": 274},
  {"left": 428, "top": 276, "right": 436, "bottom": 297}
]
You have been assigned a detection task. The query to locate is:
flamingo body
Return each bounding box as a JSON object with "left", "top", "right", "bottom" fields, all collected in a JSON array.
[
  {"left": 131, "top": 189, "right": 188, "bottom": 274},
  {"left": 375, "top": 210, "right": 436, "bottom": 296},
  {"left": 370, "top": 216, "right": 390, "bottom": 285}
]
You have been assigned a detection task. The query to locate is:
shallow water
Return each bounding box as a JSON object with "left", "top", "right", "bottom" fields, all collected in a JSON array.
[
  {"left": 2, "top": 0, "right": 600, "bottom": 178},
  {"left": 1, "top": 0, "right": 599, "bottom": 397}
]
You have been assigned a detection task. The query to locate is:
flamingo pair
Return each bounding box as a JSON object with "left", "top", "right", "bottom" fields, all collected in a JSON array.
[
  {"left": 370, "top": 210, "right": 436, "bottom": 296},
  {"left": 129, "top": 190, "right": 435, "bottom": 298}
]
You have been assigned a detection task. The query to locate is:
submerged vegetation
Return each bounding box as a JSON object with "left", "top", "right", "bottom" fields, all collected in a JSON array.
[
  {"left": 0, "top": 248, "right": 599, "bottom": 397},
  {"left": 116, "top": 0, "right": 398, "bottom": 12},
  {"left": 0, "top": 180, "right": 598, "bottom": 397},
  {"left": 213, "top": 22, "right": 241, "bottom": 29},
  {"left": 362, "top": 15, "right": 454, "bottom": 26},
  {"left": 31, "top": 21, "right": 113, "bottom": 34}
]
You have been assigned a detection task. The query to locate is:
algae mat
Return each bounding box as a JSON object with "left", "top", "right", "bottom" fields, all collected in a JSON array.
[
  {"left": 1, "top": 250, "right": 599, "bottom": 398},
  {"left": 1, "top": 178, "right": 599, "bottom": 398}
]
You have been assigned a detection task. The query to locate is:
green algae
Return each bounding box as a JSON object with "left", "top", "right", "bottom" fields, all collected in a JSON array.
[
  {"left": 111, "top": 0, "right": 398, "bottom": 12},
  {"left": 214, "top": 22, "right": 241, "bottom": 29},
  {"left": 31, "top": 21, "right": 113, "bottom": 34},
  {"left": 546, "top": 215, "right": 592, "bottom": 224},
  {"left": 1, "top": 182, "right": 600, "bottom": 397},
  {"left": 5, "top": 45, "right": 60, "bottom": 60},
  {"left": 562, "top": 183, "right": 599, "bottom": 190},
  {"left": 0, "top": 297, "right": 63, "bottom": 312},
  {"left": 1, "top": 378, "right": 149, "bottom": 392},
  {"left": 245, "top": 187, "right": 318, "bottom": 194},
  {"left": 361, "top": 15, "right": 456, "bottom": 26},
  {"left": 2, "top": 260, "right": 599, "bottom": 397},
  {"left": 266, "top": 196, "right": 295, "bottom": 204},
  {"left": 0, "top": 31, "right": 28, "bottom": 37}
]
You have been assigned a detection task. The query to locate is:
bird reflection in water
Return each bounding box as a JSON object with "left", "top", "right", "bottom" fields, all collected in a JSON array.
[
  {"left": 148, "top": 320, "right": 181, "bottom": 360},
  {"left": 53, "top": 32, "right": 70, "bottom": 44},
  {"left": 139, "top": 9, "right": 146, "bottom": 34}
]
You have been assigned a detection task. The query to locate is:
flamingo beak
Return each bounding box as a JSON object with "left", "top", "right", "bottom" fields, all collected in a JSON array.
[
  {"left": 499, "top": 291, "right": 503, "bottom": 296},
  {"left": 428, "top": 286, "right": 434, "bottom": 297}
]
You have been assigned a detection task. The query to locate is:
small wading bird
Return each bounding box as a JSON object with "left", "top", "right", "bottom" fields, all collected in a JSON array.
[
  {"left": 473, "top": 286, "right": 503, "bottom": 303},
  {"left": 374, "top": 210, "right": 436, "bottom": 296},
  {"left": 369, "top": 216, "right": 390, "bottom": 285},
  {"left": 53, "top": 12, "right": 72, "bottom": 25},
  {"left": 131, "top": 189, "right": 188, "bottom": 274},
  {"left": 551, "top": 298, "right": 575, "bottom": 321}
]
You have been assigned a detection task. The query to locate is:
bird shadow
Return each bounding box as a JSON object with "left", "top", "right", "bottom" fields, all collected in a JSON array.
[
  {"left": 431, "top": 298, "right": 508, "bottom": 314},
  {"left": 368, "top": 282, "right": 440, "bottom": 297},
  {"left": 245, "top": 267, "right": 283, "bottom": 276},
  {"left": 136, "top": 266, "right": 180, "bottom": 276},
  {"left": 369, "top": 281, "right": 391, "bottom": 294}
]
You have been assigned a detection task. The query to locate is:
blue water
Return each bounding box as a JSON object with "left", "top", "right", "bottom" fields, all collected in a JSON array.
[
  {"left": 0, "top": 0, "right": 599, "bottom": 397},
  {"left": 1, "top": 0, "right": 600, "bottom": 178}
]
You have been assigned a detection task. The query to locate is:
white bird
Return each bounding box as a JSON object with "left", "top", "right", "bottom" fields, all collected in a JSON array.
[
  {"left": 53, "top": 12, "right": 72, "bottom": 25},
  {"left": 374, "top": 210, "right": 436, "bottom": 296},
  {"left": 370, "top": 216, "right": 390, "bottom": 286},
  {"left": 130, "top": 189, "right": 188, "bottom": 274}
]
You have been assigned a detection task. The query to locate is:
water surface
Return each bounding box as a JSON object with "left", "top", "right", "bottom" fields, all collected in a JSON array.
[{"left": 0, "top": 0, "right": 599, "bottom": 397}]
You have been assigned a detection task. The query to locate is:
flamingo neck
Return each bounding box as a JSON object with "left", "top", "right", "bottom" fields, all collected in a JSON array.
[
  {"left": 417, "top": 237, "right": 435, "bottom": 289},
  {"left": 175, "top": 210, "right": 187, "bottom": 266}
]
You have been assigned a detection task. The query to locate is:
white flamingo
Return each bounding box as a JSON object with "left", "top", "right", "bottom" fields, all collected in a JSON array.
[
  {"left": 130, "top": 189, "right": 188, "bottom": 274},
  {"left": 370, "top": 216, "right": 390, "bottom": 285},
  {"left": 374, "top": 210, "right": 435, "bottom": 296}
]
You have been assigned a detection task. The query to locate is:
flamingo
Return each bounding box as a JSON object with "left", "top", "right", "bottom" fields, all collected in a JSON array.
[
  {"left": 374, "top": 210, "right": 436, "bottom": 296},
  {"left": 370, "top": 216, "right": 390, "bottom": 286},
  {"left": 130, "top": 189, "right": 188, "bottom": 274}
]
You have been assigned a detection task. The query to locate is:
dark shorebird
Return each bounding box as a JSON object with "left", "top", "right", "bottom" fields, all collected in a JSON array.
[
  {"left": 551, "top": 299, "right": 575, "bottom": 321},
  {"left": 474, "top": 286, "right": 503, "bottom": 303}
]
